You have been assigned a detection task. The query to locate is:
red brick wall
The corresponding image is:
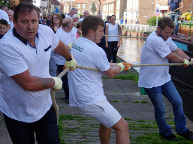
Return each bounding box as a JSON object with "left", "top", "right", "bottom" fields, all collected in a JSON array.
[{"left": 139, "top": 0, "right": 156, "bottom": 24}]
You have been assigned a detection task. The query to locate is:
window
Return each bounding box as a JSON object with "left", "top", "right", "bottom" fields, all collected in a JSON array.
[
  {"left": 82, "top": 4, "right": 85, "bottom": 8},
  {"left": 77, "top": 4, "right": 80, "bottom": 8}
]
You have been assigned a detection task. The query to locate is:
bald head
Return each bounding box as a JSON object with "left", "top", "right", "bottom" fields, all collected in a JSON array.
[
  {"left": 62, "top": 18, "right": 72, "bottom": 26},
  {"left": 62, "top": 18, "right": 74, "bottom": 32}
]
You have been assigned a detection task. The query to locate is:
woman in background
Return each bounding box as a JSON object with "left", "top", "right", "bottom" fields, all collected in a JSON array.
[
  {"left": 50, "top": 13, "right": 63, "bottom": 33},
  {"left": 105, "top": 15, "right": 122, "bottom": 63},
  {"left": 49, "top": 14, "right": 63, "bottom": 76}
]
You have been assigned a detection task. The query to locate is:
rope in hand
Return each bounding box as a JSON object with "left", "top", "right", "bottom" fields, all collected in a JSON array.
[
  {"left": 51, "top": 62, "right": 189, "bottom": 124},
  {"left": 51, "top": 68, "right": 69, "bottom": 124}
]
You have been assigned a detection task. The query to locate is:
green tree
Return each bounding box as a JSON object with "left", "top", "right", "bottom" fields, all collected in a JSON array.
[
  {"left": 90, "top": 1, "right": 96, "bottom": 14},
  {"left": 147, "top": 16, "right": 161, "bottom": 26},
  {"left": 0, "top": 0, "right": 10, "bottom": 8}
]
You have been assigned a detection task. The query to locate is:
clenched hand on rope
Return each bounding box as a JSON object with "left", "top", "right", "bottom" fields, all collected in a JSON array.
[{"left": 117, "top": 62, "right": 132, "bottom": 72}]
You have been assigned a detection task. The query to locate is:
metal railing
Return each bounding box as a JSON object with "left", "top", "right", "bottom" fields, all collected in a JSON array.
[{"left": 121, "top": 24, "right": 157, "bottom": 32}]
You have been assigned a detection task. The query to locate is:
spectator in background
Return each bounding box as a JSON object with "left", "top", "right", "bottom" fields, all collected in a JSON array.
[
  {"left": 105, "top": 16, "right": 111, "bottom": 26},
  {"left": 66, "top": 8, "right": 77, "bottom": 19},
  {"left": 72, "top": 14, "right": 80, "bottom": 23},
  {"left": 61, "top": 13, "right": 65, "bottom": 19},
  {"left": 49, "top": 13, "right": 63, "bottom": 77},
  {"left": 0, "top": 19, "right": 9, "bottom": 38},
  {"left": 75, "top": 21, "right": 82, "bottom": 38},
  {"left": 7, "top": 9, "right": 14, "bottom": 29},
  {"left": 79, "top": 10, "right": 89, "bottom": 21},
  {"left": 46, "top": 15, "right": 52, "bottom": 26},
  {"left": 168, "top": 0, "right": 183, "bottom": 36},
  {"left": 105, "top": 15, "right": 122, "bottom": 63},
  {"left": 97, "top": 13, "right": 107, "bottom": 54},
  {"left": 54, "top": 18, "right": 77, "bottom": 103},
  {"left": 0, "top": 5, "right": 8, "bottom": 13},
  {"left": 50, "top": 13, "right": 62, "bottom": 33}
]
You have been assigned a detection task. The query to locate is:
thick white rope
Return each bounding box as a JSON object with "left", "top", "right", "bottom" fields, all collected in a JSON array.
[
  {"left": 51, "top": 62, "right": 187, "bottom": 124},
  {"left": 51, "top": 68, "right": 69, "bottom": 124}
]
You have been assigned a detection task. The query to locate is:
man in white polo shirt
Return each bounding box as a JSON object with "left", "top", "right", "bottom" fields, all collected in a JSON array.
[
  {"left": 0, "top": 3, "right": 76, "bottom": 144},
  {"left": 68, "top": 16, "right": 131, "bottom": 144},
  {"left": 138, "top": 17, "right": 193, "bottom": 141},
  {"left": 54, "top": 18, "right": 77, "bottom": 103}
]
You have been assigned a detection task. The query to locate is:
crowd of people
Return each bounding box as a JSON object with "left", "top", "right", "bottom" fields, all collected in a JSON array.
[{"left": 0, "top": 2, "right": 193, "bottom": 144}]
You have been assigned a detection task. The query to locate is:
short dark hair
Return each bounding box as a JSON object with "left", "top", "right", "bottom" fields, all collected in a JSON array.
[
  {"left": 76, "top": 21, "right": 82, "bottom": 29},
  {"left": 158, "top": 17, "right": 174, "bottom": 30},
  {"left": 71, "top": 8, "right": 77, "bottom": 12},
  {"left": 82, "top": 16, "right": 105, "bottom": 36},
  {"left": 0, "top": 19, "right": 8, "bottom": 26},
  {"left": 14, "top": 3, "right": 39, "bottom": 22}
]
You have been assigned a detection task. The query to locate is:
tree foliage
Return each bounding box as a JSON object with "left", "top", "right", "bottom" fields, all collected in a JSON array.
[
  {"left": 90, "top": 1, "right": 96, "bottom": 14},
  {"left": 0, "top": 0, "right": 11, "bottom": 8},
  {"left": 147, "top": 16, "right": 161, "bottom": 26}
]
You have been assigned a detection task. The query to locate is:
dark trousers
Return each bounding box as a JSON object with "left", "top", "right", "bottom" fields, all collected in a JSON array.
[
  {"left": 57, "top": 65, "right": 69, "bottom": 100},
  {"left": 106, "top": 41, "right": 118, "bottom": 63},
  {"left": 4, "top": 106, "right": 60, "bottom": 144}
]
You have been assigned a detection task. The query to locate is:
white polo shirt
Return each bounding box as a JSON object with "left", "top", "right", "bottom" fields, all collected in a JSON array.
[
  {"left": 0, "top": 24, "right": 59, "bottom": 122},
  {"left": 138, "top": 31, "right": 177, "bottom": 88},
  {"left": 0, "top": 9, "right": 10, "bottom": 24},
  {"left": 68, "top": 37, "right": 110, "bottom": 108},
  {"left": 53, "top": 27, "right": 77, "bottom": 65}
]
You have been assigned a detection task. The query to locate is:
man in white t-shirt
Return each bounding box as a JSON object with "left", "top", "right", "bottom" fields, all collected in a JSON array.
[
  {"left": 0, "top": 3, "right": 77, "bottom": 144},
  {"left": 54, "top": 18, "right": 77, "bottom": 103},
  {"left": 68, "top": 16, "right": 131, "bottom": 144},
  {"left": 138, "top": 17, "right": 193, "bottom": 141}
]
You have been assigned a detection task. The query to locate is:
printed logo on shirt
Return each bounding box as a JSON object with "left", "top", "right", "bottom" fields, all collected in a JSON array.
[{"left": 72, "top": 44, "right": 83, "bottom": 52}]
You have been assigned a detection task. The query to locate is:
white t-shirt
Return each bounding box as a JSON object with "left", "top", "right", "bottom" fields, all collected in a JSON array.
[
  {"left": 0, "top": 24, "right": 59, "bottom": 122},
  {"left": 54, "top": 27, "right": 77, "bottom": 65},
  {"left": 0, "top": 9, "right": 10, "bottom": 24},
  {"left": 107, "top": 23, "right": 119, "bottom": 42},
  {"left": 138, "top": 31, "right": 177, "bottom": 88},
  {"left": 68, "top": 37, "right": 110, "bottom": 108},
  {"left": 79, "top": 17, "right": 84, "bottom": 21},
  {"left": 65, "top": 14, "right": 72, "bottom": 19}
]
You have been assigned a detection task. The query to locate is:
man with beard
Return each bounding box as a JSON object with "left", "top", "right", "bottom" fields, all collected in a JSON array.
[{"left": 138, "top": 17, "right": 193, "bottom": 141}]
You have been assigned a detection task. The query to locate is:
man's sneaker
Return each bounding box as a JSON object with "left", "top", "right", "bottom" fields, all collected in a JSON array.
[
  {"left": 160, "top": 133, "right": 177, "bottom": 141},
  {"left": 179, "top": 130, "right": 193, "bottom": 140}
]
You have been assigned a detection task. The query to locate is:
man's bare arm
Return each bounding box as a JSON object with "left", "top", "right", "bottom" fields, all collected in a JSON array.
[
  {"left": 103, "top": 62, "right": 121, "bottom": 78},
  {"left": 166, "top": 48, "right": 189, "bottom": 63},
  {"left": 54, "top": 40, "right": 72, "bottom": 61},
  {"left": 12, "top": 70, "right": 55, "bottom": 91}
]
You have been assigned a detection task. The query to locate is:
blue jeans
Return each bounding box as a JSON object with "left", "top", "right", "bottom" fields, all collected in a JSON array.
[
  {"left": 145, "top": 81, "right": 188, "bottom": 136},
  {"left": 170, "top": 11, "right": 180, "bottom": 34}
]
